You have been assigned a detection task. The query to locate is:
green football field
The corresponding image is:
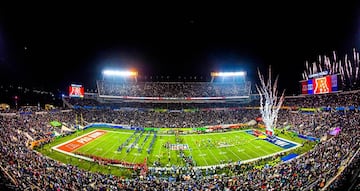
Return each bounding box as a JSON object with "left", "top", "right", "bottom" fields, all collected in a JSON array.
[{"left": 62, "top": 129, "right": 293, "bottom": 167}]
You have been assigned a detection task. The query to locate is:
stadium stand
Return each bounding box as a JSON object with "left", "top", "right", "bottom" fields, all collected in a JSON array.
[
  {"left": 97, "top": 80, "right": 252, "bottom": 97},
  {"left": 0, "top": 83, "right": 359, "bottom": 190}
]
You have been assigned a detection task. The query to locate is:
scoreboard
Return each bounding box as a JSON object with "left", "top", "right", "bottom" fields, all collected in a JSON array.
[
  {"left": 300, "top": 74, "right": 340, "bottom": 95},
  {"left": 69, "top": 84, "right": 84, "bottom": 98}
]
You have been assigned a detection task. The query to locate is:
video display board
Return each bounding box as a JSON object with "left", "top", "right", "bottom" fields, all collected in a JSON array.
[
  {"left": 69, "top": 84, "right": 84, "bottom": 98},
  {"left": 300, "top": 74, "right": 340, "bottom": 95}
]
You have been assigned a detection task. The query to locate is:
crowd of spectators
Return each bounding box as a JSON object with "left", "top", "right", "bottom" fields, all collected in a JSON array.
[
  {"left": 283, "top": 90, "right": 360, "bottom": 108},
  {"left": 276, "top": 110, "right": 342, "bottom": 138},
  {"left": 77, "top": 109, "right": 259, "bottom": 128},
  {"left": 97, "top": 81, "right": 251, "bottom": 97},
  {"left": 66, "top": 98, "right": 244, "bottom": 109},
  {"left": 0, "top": 91, "right": 359, "bottom": 190}
]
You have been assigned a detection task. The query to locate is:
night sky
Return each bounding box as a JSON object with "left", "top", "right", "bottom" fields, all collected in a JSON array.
[{"left": 0, "top": 2, "right": 359, "bottom": 95}]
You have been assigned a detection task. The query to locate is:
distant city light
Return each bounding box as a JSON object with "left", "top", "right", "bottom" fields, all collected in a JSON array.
[
  {"left": 211, "top": 71, "right": 246, "bottom": 77},
  {"left": 102, "top": 70, "right": 138, "bottom": 77}
]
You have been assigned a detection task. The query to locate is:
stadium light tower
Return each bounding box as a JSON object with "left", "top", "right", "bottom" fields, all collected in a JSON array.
[
  {"left": 256, "top": 66, "right": 285, "bottom": 137},
  {"left": 210, "top": 71, "right": 246, "bottom": 82},
  {"left": 102, "top": 70, "right": 138, "bottom": 82}
]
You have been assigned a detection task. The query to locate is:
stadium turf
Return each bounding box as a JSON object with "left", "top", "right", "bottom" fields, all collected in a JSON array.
[{"left": 61, "top": 129, "right": 291, "bottom": 167}]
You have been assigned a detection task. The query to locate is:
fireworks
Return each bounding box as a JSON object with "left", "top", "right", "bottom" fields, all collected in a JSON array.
[
  {"left": 302, "top": 48, "right": 360, "bottom": 89},
  {"left": 256, "top": 66, "right": 285, "bottom": 136}
]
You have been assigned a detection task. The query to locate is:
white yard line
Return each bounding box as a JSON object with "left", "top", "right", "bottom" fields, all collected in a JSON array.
[
  {"left": 187, "top": 134, "right": 209, "bottom": 166},
  {"left": 98, "top": 133, "right": 124, "bottom": 158},
  {"left": 80, "top": 133, "right": 118, "bottom": 154},
  {"left": 242, "top": 130, "right": 298, "bottom": 157},
  {"left": 229, "top": 138, "right": 254, "bottom": 159},
  {"left": 246, "top": 138, "right": 278, "bottom": 156},
  {"left": 222, "top": 146, "right": 243, "bottom": 161},
  {"left": 138, "top": 132, "right": 151, "bottom": 148},
  {"left": 154, "top": 133, "right": 163, "bottom": 159},
  {"left": 219, "top": 134, "right": 250, "bottom": 160},
  {"left": 234, "top": 136, "right": 265, "bottom": 158},
  {"left": 129, "top": 133, "right": 145, "bottom": 163}
]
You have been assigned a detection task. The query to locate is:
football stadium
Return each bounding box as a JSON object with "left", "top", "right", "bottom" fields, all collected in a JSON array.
[
  {"left": 1, "top": 5, "right": 360, "bottom": 191},
  {"left": 1, "top": 58, "right": 360, "bottom": 190}
]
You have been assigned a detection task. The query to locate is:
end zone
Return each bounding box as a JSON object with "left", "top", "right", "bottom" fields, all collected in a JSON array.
[{"left": 53, "top": 130, "right": 107, "bottom": 153}]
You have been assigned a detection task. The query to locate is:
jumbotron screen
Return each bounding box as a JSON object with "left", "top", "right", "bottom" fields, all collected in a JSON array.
[
  {"left": 301, "top": 74, "right": 340, "bottom": 95},
  {"left": 69, "top": 84, "right": 84, "bottom": 98}
]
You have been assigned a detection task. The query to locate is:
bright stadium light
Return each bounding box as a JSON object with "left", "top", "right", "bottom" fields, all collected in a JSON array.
[
  {"left": 211, "top": 71, "right": 246, "bottom": 77},
  {"left": 102, "top": 70, "right": 138, "bottom": 77}
]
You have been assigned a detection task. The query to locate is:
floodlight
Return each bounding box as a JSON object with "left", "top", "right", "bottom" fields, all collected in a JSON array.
[
  {"left": 211, "top": 71, "right": 246, "bottom": 77},
  {"left": 102, "top": 70, "right": 138, "bottom": 77}
]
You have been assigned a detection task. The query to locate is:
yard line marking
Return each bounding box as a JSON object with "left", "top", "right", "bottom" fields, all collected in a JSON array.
[
  {"left": 244, "top": 132, "right": 282, "bottom": 156},
  {"left": 218, "top": 133, "right": 248, "bottom": 161},
  {"left": 187, "top": 134, "right": 209, "bottom": 166},
  {"left": 79, "top": 131, "right": 122, "bottom": 154},
  {"left": 191, "top": 136, "right": 211, "bottom": 165},
  {"left": 228, "top": 136, "right": 254, "bottom": 160},
  {"left": 254, "top": 139, "right": 282, "bottom": 153},
  {"left": 229, "top": 133, "right": 261, "bottom": 159},
  {"left": 129, "top": 133, "right": 146, "bottom": 163},
  {"left": 206, "top": 147, "right": 221, "bottom": 165},
  {"left": 138, "top": 132, "right": 151, "bottom": 150},
  {"left": 203, "top": 133, "right": 244, "bottom": 162},
  {"left": 98, "top": 133, "right": 125, "bottom": 159},
  {"left": 126, "top": 131, "right": 144, "bottom": 154},
  {"left": 154, "top": 133, "right": 165, "bottom": 165},
  {"left": 245, "top": 145, "right": 269, "bottom": 157},
  {"left": 79, "top": 133, "right": 119, "bottom": 158}
]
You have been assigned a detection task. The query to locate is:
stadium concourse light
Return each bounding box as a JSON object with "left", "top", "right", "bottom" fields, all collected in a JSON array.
[
  {"left": 211, "top": 71, "right": 246, "bottom": 77},
  {"left": 102, "top": 70, "right": 138, "bottom": 77}
]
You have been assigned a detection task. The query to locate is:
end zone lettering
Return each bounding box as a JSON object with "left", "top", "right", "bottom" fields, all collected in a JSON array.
[{"left": 57, "top": 130, "right": 107, "bottom": 152}]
